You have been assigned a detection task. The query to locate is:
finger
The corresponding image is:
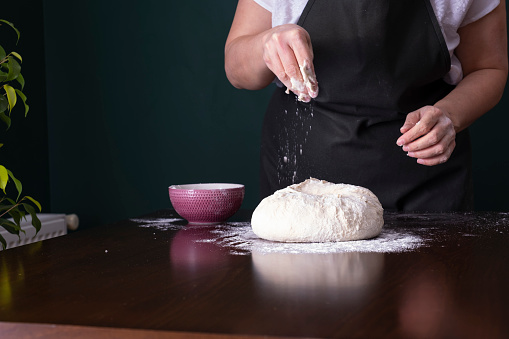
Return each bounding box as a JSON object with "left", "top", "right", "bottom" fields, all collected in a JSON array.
[
  {"left": 397, "top": 107, "right": 441, "bottom": 146},
  {"left": 265, "top": 27, "right": 316, "bottom": 101},
  {"left": 411, "top": 140, "right": 455, "bottom": 166},
  {"left": 265, "top": 44, "right": 311, "bottom": 102},
  {"left": 276, "top": 47, "right": 312, "bottom": 101},
  {"left": 263, "top": 41, "right": 294, "bottom": 91},
  {"left": 402, "top": 126, "right": 447, "bottom": 152},
  {"left": 277, "top": 28, "right": 318, "bottom": 100},
  {"left": 415, "top": 143, "right": 455, "bottom": 166},
  {"left": 290, "top": 37, "right": 318, "bottom": 98},
  {"left": 275, "top": 38, "right": 304, "bottom": 91},
  {"left": 404, "top": 113, "right": 455, "bottom": 152},
  {"left": 407, "top": 141, "right": 449, "bottom": 159},
  {"left": 399, "top": 111, "right": 420, "bottom": 135},
  {"left": 300, "top": 60, "right": 319, "bottom": 98}
]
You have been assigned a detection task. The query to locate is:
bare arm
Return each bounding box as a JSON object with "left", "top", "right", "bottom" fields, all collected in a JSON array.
[
  {"left": 437, "top": 0, "right": 508, "bottom": 131},
  {"left": 224, "top": 0, "right": 318, "bottom": 101},
  {"left": 397, "top": 2, "right": 508, "bottom": 166}
]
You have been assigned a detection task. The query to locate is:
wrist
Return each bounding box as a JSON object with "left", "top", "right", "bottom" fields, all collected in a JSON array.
[{"left": 433, "top": 103, "right": 461, "bottom": 133}]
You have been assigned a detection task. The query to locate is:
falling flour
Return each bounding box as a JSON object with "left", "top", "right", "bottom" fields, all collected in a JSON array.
[
  {"left": 277, "top": 100, "right": 314, "bottom": 186},
  {"left": 132, "top": 218, "right": 425, "bottom": 255}
]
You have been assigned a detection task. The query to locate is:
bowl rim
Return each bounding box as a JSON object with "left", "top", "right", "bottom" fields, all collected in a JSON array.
[{"left": 169, "top": 183, "right": 244, "bottom": 191}]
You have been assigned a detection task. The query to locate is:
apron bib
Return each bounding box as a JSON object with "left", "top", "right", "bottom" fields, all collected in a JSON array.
[{"left": 259, "top": 0, "right": 473, "bottom": 211}]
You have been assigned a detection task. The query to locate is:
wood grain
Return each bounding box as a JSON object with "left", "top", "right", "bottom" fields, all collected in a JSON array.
[
  {"left": 0, "top": 322, "right": 286, "bottom": 339},
  {"left": 0, "top": 210, "right": 508, "bottom": 338}
]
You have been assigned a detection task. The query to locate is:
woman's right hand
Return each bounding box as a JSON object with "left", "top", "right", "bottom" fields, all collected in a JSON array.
[
  {"left": 261, "top": 24, "right": 319, "bottom": 102},
  {"left": 225, "top": 0, "right": 319, "bottom": 99}
]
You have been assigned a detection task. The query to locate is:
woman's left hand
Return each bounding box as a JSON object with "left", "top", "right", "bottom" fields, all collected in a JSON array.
[{"left": 396, "top": 106, "right": 456, "bottom": 166}]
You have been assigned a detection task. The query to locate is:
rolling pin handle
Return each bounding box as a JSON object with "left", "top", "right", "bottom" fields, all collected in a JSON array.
[{"left": 65, "top": 214, "right": 80, "bottom": 231}]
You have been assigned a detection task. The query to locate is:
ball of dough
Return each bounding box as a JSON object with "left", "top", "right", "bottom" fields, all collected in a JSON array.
[{"left": 251, "top": 178, "right": 384, "bottom": 242}]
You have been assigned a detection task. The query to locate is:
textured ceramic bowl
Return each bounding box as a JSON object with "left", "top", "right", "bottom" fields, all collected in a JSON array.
[{"left": 168, "top": 183, "right": 245, "bottom": 224}]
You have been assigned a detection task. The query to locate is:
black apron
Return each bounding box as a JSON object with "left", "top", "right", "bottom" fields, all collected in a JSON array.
[{"left": 259, "top": 0, "right": 473, "bottom": 211}]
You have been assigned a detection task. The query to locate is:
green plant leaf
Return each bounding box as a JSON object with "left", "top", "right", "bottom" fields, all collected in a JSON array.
[
  {"left": 14, "top": 89, "right": 28, "bottom": 116},
  {"left": 0, "top": 111, "right": 10, "bottom": 129},
  {"left": 4, "top": 197, "right": 15, "bottom": 205},
  {"left": 0, "top": 20, "right": 20, "bottom": 43},
  {"left": 6, "top": 169, "right": 22, "bottom": 200},
  {"left": 22, "top": 203, "right": 41, "bottom": 233},
  {"left": 0, "top": 165, "right": 8, "bottom": 193},
  {"left": 16, "top": 73, "right": 25, "bottom": 90},
  {"left": 0, "top": 45, "right": 6, "bottom": 60},
  {"left": 0, "top": 234, "right": 6, "bottom": 250},
  {"left": 4, "top": 198, "right": 16, "bottom": 206},
  {"left": 0, "top": 217, "right": 22, "bottom": 234},
  {"left": 0, "top": 70, "right": 7, "bottom": 82},
  {"left": 24, "top": 196, "right": 42, "bottom": 212},
  {"left": 10, "top": 51, "right": 21, "bottom": 63},
  {"left": 3, "top": 84, "right": 16, "bottom": 113},
  {"left": 1, "top": 61, "right": 10, "bottom": 77},
  {"left": 8, "top": 206, "right": 23, "bottom": 226},
  {"left": 0, "top": 203, "right": 13, "bottom": 212},
  {"left": 0, "top": 95, "right": 8, "bottom": 114},
  {"left": 5, "top": 57, "right": 20, "bottom": 82}
]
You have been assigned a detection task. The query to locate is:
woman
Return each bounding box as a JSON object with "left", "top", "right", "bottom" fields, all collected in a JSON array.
[{"left": 225, "top": 0, "right": 507, "bottom": 211}]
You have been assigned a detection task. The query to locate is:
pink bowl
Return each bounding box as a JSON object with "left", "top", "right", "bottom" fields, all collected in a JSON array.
[{"left": 168, "top": 183, "right": 245, "bottom": 224}]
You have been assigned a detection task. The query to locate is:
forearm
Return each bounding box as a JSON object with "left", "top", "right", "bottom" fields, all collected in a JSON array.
[
  {"left": 434, "top": 68, "right": 507, "bottom": 132},
  {"left": 225, "top": 32, "right": 275, "bottom": 90},
  {"left": 436, "top": 1, "right": 509, "bottom": 133}
]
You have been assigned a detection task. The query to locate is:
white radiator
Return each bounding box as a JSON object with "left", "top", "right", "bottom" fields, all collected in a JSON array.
[{"left": 0, "top": 213, "right": 78, "bottom": 250}]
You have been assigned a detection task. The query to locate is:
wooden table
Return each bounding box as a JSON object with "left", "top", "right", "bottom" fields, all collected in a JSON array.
[{"left": 1, "top": 210, "right": 508, "bottom": 338}]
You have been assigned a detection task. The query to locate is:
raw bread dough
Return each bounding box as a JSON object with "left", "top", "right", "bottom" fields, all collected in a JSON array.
[{"left": 251, "top": 178, "right": 384, "bottom": 242}]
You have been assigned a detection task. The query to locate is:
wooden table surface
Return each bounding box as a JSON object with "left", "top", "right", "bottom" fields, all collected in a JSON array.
[{"left": 1, "top": 209, "right": 508, "bottom": 338}]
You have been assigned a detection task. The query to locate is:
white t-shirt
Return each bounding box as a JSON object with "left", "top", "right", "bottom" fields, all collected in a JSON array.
[{"left": 253, "top": 0, "right": 500, "bottom": 85}]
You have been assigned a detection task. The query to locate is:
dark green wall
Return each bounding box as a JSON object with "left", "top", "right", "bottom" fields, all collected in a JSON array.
[
  {"left": 42, "top": 0, "right": 273, "bottom": 227},
  {"left": 1, "top": 1, "right": 50, "bottom": 211},
  {"left": 471, "top": 94, "right": 509, "bottom": 211},
  {"left": 5, "top": 1, "right": 509, "bottom": 229}
]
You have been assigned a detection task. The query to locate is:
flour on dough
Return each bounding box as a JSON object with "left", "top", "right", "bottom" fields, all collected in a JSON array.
[{"left": 251, "top": 178, "right": 384, "bottom": 243}]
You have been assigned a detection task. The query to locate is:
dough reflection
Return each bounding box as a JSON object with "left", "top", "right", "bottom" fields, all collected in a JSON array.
[{"left": 252, "top": 250, "right": 385, "bottom": 303}]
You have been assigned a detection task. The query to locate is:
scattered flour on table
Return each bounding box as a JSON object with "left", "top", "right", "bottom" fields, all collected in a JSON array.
[
  {"left": 131, "top": 218, "right": 185, "bottom": 231},
  {"left": 132, "top": 218, "right": 424, "bottom": 255},
  {"left": 207, "top": 222, "right": 423, "bottom": 255}
]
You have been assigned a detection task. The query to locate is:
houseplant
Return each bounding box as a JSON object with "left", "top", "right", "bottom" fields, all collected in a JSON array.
[{"left": 0, "top": 19, "right": 41, "bottom": 249}]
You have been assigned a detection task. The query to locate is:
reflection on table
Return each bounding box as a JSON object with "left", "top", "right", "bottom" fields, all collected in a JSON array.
[{"left": 252, "top": 250, "right": 384, "bottom": 305}]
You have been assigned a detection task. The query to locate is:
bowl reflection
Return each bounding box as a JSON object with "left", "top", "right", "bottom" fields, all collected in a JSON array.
[{"left": 170, "top": 225, "right": 230, "bottom": 273}]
